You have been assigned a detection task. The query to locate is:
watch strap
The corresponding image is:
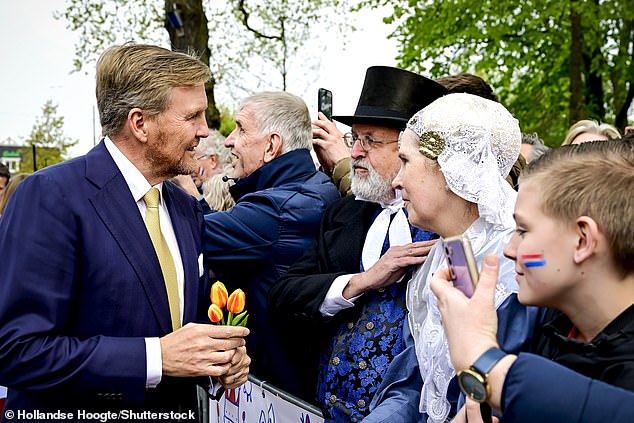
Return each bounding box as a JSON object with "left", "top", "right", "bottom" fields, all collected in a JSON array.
[{"left": 471, "top": 347, "right": 507, "bottom": 376}]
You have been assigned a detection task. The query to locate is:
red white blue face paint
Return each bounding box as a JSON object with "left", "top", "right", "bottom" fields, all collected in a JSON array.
[{"left": 521, "top": 254, "right": 546, "bottom": 268}]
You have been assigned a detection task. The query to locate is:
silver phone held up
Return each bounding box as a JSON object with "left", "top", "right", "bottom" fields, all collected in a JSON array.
[{"left": 442, "top": 234, "right": 479, "bottom": 298}]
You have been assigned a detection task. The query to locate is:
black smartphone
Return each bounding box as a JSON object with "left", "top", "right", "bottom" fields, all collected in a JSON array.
[
  {"left": 318, "top": 88, "right": 333, "bottom": 121},
  {"left": 442, "top": 234, "right": 479, "bottom": 298}
]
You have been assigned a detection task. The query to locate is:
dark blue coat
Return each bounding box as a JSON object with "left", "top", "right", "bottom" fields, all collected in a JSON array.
[
  {"left": 201, "top": 148, "right": 340, "bottom": 400},
  {"left": 0, "top": 141, "right": 208, "bottom": 414}
]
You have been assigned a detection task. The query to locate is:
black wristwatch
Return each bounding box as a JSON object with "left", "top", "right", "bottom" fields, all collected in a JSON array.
[{"left": 457, "top": 347, "right": 506, "bottom": 403}]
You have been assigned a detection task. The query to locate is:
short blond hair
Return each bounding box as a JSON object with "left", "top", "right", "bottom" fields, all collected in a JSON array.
[
  {"left": 96, "top": 43, "right": 211, "bottom": 136},
  {"left": 521, "top": 140, "right": 634, "bottom": 274},
  {"left": 561, "top": 119, "right": 621, "bottom": 146}
]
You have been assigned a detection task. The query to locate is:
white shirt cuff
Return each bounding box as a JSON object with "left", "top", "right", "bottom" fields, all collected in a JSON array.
[
  {"left": 319, "top": 274, "right": 362, "bottom": 317},
  {"left": 145, "top": 337, "right": 162, "bottom": 389}
]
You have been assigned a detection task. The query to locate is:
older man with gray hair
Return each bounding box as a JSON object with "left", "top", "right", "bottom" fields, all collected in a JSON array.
[
  {"left": 191, "top": 130, "right": 236, "bottom": 211},
  {"left": 195, "top": 129, "right": 232, "bottom": 180},
  {"left": 187, "top": 91, "right": 340, "bottom": 400}
]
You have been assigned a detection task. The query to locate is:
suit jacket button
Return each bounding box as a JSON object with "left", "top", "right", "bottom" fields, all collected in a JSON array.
[
  {"left": 357, "top": 399, "right": 366, "bottom": 408},
  {"left": 331, "top": 356, "right": 340, "bottom": 366},
  {"left": 329, "top": 394, "right": 337, "bottom": 404},
  {"left": 365, "top": 322, "right": 375, "bottom": 330},
  {"left": 358, "top": 360, "right": 367, "bottom": 370},
  {"left": 347, "top": 322, "right": 354, "bottom": 329}
]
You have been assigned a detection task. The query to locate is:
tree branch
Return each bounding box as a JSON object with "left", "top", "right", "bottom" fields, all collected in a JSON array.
[{"left": 237, "top": 0, "right": 282, "bottom": 40}]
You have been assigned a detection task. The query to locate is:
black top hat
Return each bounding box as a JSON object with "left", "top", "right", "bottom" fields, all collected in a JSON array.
[{"left": 333, "top": 66, "right": 448, "bottom": 129}]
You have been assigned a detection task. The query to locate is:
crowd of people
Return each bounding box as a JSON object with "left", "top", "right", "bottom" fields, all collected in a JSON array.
[{"left": 0, "top": 43, "right": 632, "bottom": 423}]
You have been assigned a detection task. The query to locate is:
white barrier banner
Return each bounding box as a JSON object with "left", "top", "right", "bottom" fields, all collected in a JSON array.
[{"left": 209, "top": 381, "right": 324, "bottom": 423}]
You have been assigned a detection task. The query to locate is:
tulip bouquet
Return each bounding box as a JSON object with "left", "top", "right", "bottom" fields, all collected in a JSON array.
[{"left": 208, "top": 281, "right": 248, "bottom": 327}]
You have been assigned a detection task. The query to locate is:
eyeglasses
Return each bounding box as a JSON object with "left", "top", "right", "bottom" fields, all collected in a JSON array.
[
  {"left": 195, "top": 154, "right": 210, "bottom": 161},
  {"left": 343, "top": 132, "right": 399, "bottom": 151}
]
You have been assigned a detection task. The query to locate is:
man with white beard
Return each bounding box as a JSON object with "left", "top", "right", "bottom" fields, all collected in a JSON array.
[{"left": 268, "top": 67, "right": 447, "bottom": 422}]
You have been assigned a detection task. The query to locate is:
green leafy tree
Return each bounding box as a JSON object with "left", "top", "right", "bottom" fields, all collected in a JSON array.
[
  {"left": 56, "top": 0, "right": 221, "bottom": 127},
  {"left": 20, "top": 100, "right": 79, "bottom": 171},
  {"left": 56, "top": 0, "right": 350, "bottom": 120},
  {"left": 209, "top": 0, "right": 349, "bottom": 96},
  {"left": 361, "top": 0, "right": 633, "bottom": 145}
]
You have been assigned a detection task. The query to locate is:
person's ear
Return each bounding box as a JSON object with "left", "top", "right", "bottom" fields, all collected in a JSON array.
[
  {"left": 263, "top": 133, "right": 283, "bottom": 163},
  {"left": 209, "top": 154, "right": 219, "bottom": 169},
  {"left": 573, "top": 216, "right": 601, "bottom": 264},
  {"left": 127, "top": 108, "right": 150, "bottom": 143}
]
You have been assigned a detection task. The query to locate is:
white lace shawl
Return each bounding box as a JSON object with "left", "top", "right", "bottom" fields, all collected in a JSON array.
[{"left": 406, "top": 218, "right": 519, "bottom": 423}]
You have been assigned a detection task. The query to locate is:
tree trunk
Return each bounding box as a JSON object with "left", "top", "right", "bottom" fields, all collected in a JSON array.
[
  {"left": 613, "top": 14, "right": 634, "bottom": 131},
  {"left": 164, "top": 0, "right": 220, "bottom": 129},
  {"left": 569, "top": 2, "right": 585, "bottom": 126},
  {"left": 583, "top": 51, "right": 605, "bottom": 121},
  {"left": 615, "top": 82, "right": 634, "bottom": 131}
]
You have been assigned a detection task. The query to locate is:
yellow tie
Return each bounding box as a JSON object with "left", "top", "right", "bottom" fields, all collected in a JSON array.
[{"left": 143, "top": 187, "right": 181, "bottom": 331}]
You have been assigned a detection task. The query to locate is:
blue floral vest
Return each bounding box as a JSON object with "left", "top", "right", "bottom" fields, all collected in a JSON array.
[{"left": 317, "top": 210, "right": 436, "bottom": 422}]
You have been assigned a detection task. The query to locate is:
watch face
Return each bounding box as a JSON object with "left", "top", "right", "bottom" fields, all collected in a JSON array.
[{"left": 458, "top": 371, "right": 487, "bottom": 403}]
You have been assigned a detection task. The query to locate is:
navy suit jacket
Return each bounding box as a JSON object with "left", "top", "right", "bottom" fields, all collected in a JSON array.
[{"left": 0, "top": 141, "right": 208, "bottom": 413}]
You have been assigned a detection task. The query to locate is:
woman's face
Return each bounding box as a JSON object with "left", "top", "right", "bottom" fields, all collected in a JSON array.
[{"left": 392, "top": 129, "right": 451, "bottom": 232}]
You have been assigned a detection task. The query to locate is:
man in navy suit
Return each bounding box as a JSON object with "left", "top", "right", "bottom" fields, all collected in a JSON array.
[{"left": 0, "top": 44, "right": 249, "bottom": 419}]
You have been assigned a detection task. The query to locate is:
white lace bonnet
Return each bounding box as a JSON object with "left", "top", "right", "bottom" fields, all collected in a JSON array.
[{"left": 405, "top": 93, "right": 521, "bottom": 229}]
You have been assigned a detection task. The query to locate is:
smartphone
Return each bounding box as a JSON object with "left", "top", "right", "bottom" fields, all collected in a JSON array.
[
  {"left": 318, "top": 88, "right": 333, "bottom": 121},
  {"left": 442, "top": 234, "right": 479, "bottom": 297}
]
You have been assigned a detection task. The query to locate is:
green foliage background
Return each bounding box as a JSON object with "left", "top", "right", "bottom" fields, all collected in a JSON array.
[{"left": 360, "top": 0, "right": 633, "bottom": 146}]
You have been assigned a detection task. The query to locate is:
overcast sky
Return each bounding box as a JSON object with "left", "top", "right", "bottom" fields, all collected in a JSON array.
[{"left": 0, "top": 0, "right": 399, "bottom": 158}]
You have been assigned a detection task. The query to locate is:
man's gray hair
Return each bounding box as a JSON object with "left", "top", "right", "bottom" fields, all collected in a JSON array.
[
  {"left": 521, "top": 132, "right": 550, "bottom": 162},
  {"left": 197, "top": 129, "right": 232, "bottom": 168},
  {"left": 240, "top": 91, "right": 312, "bottom": 153}
]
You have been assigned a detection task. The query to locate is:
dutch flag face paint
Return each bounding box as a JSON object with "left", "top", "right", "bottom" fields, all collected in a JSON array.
[{"left": 521, "top": 254, "right": 546, "bottom": 268}]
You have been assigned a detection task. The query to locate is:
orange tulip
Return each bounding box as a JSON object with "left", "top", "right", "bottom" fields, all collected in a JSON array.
[
  {"left": 210, "top": 281, "right": 228, "bottom": 308},
  {"left": 208, "top": 304, "right": 224, "bottom": 323},
  {"left": 226, "top": 289, "right": 246, "bottom": 314}
]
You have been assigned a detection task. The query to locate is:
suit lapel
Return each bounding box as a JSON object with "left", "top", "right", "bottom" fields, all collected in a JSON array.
[
  {"left": 86, "top": 142, "right": 172, "bottom": 333},
  {"left": 325, "top": 197, "right": 379, "bottom": 272}
]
